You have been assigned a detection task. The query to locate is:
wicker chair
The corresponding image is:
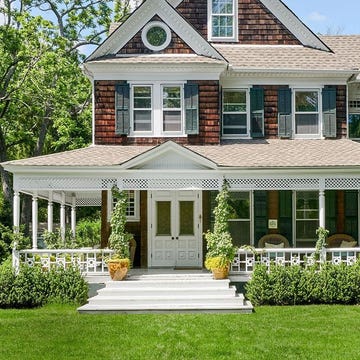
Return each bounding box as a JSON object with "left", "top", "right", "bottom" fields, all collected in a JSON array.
[
  {"left": 258, "top": 234, "right": 290, "bottom": 248},
  {"left": 327, "top": 234, "right": 357, "bottom": 248}
]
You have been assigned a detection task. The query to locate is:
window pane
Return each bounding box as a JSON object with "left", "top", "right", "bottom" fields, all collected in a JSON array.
[
  {"left": 224, "top": 91, "right": 246, "bottom": 112},
  {"left": 295, "top": 91, "right": 318, "bottom": 112},
  {"left": 156, "top": 201, "right": 171, "bottom": 236},
  {"left": 163, "top": 86, "right": 181, "bottom": 109},
  {"left": 349, "top": 114, "right": 360, "bottom": 138},
  {"left": 296, "top": 192, "right": 318, "bottom": 220},
  {"left": 212, "top": 0, "right": 233, "bottom": 14},
  {"left": 296, "top": 220, "right": 318, "bottom": 239},
  {"left": 134, "top": 110, "right": 151, "bottom": 131},
  {"left": 228, "top": 221, "right": 250, "bottom": 247},
  {"left": 163, "top": 111, "right": 181, "bottom": 132},
  {"left": 179, "top": 201, "right": 194, "bottom": 236},
  {"left": 146, "top": 26, "right": 167, "bottom": 47},
  {"left": 134, "top": 86, "right": 151, "bottom": 99},
  {"left": 229, "top": 192, "right": 250, "bottom": 219},
  {"left": 295, "top": 114, "right": 319, "bottom": 134},
  {"left": 134, "top": 98, "right": 151, "bottom": 108}
]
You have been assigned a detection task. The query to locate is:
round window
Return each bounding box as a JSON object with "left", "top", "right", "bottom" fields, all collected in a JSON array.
[{"left": 141, "top": 21, "right": 171, "bottom": 51}]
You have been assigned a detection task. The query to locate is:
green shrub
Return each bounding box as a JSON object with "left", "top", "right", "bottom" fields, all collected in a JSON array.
[
  {"left": 0, "top": 261, "right": 88, "bottom": 308},
  {"left": 246, "top": 261, "right": 360, "bottom": 306},
  {"left": 75, "top": 218, "right": 101, "bottom": 248}
]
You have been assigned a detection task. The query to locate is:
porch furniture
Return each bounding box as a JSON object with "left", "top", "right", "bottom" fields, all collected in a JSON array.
[
  {"left": 327, "top": 234, "right": 357, "bottom": 248},
  {"left": 258, "top": 234, "right": 290, "bottom": 248}
]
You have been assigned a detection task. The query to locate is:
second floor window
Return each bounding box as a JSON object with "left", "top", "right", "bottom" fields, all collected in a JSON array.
[
  {"left": 294, "top": 90, "right": 320, "bottom": 136},
  {"left": 209, "top": 0, "right": 237, "bottom": 41},
  {"left": 115, "top": 82, "right": 199, "bottom": 137}
]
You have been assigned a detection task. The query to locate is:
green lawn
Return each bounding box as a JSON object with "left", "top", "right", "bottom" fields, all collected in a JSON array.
[{"left": 0, "top": 304, "right": 359, "bottom": 360}]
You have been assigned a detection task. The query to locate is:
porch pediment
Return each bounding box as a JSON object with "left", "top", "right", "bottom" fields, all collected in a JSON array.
[{"left": 120, "top": 141, "right": 218, "bottom": 171}]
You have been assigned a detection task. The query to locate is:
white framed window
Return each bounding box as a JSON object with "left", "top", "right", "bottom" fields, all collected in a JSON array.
[
  {"left": 130, "top": 81, "right": 185, "bottom": 137},
  {"left": 222, "top": 89, "right": 249, "bottom": 138},
  {"left": 109, "top": 190, "right": 140, "bottom": 222},
  {"left": 208, "top": 0, "right": 238, "bottom": 41},
  {"left": 141, "top": 21, "right": 172, "bottom": 52},
  {"left": 294, "top": 191, "right": 319, "bottom": 244},
  {"left": 293, "top": 89, "right": 321, "bottom": 138},
  {"left": 132, "top": 85, "right": 152, "bottom": 132}
]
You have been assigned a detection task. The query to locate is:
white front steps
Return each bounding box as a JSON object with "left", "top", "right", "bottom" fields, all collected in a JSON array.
[{"left": 78, "top": 272, "right": 253, "bottom": 314}]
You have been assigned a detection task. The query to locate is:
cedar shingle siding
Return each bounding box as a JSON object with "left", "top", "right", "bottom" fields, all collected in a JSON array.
[
  {"left": 94, "top": 80, "right": 220, "bottom": 145},
  {"left": 177, "top": 0, "right": 301, "bottom": 45}
]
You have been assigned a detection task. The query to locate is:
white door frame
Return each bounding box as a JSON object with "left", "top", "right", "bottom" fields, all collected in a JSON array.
[{"left": 147, "top": 190, "right": 203, "bottom": 268}]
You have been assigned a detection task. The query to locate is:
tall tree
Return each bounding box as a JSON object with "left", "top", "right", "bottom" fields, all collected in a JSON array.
[{"left": 0, "top": 0, "right": 131, "bottom": 226}]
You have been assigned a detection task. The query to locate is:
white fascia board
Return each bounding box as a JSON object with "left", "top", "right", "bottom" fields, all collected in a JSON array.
[
  {"left": 260, "top": 0, "right": 330, "bottom": 52},
  {"left": 86, "top": 0, "right": 224, "bottom": 62},
  {"left": 83, "top": 62, "right": 227, "bottom": 81}
]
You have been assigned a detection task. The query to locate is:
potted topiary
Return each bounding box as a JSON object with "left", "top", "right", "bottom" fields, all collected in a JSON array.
[
  {"left": 107, "top": 187, "right": 133, "bottom": 281},
  {"left": 204, "top": 182, "right": 237, "bottom": 279}
]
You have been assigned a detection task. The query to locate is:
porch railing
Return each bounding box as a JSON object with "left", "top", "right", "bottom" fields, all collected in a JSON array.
[
  {"left": 12, "top": 248, "right": 114, "bottom": 275},
  {"left": 230, "top": 247, "right": 360, "bottom": 274},
  {"left": 12, "top": 247, "right": 360, "bottom": 276}
]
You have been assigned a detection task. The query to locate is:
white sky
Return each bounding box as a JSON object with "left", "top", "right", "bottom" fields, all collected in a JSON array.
[{"left": 282, "top": 0, "right": 360, "bottom": 35}]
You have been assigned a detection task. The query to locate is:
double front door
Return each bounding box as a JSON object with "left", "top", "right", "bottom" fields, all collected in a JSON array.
[{"left": 148, "top": 191, "right": 202, "bottom": 268}]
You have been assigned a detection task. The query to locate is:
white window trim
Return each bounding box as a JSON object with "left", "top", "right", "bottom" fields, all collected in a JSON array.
[
  {"left": 207, "top": 0, "right": 238, "bottom": 42},
  {"left": 108, "top": 190, "right": 140, "bottom": 222},
  {"left": 292, "top": 87, "right": 322, "bottom": 139},
  {"left": 221, "top": 88, "right": 250, "bottom": 139},
  {"left": 130, "top": 81, "right": 186, "bottom": 137},
  {"left": 141, "top": 21, "right": 172, "bottom": 52}
]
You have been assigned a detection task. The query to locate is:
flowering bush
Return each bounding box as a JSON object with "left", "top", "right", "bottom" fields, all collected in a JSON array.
[{"left": 205, "top": 182, "right": 237, "bottom": 269}]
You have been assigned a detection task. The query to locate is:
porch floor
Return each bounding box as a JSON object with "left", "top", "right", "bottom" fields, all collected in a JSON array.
[{"left": 79, "top": 269, "right": 253, "bottom": 314}]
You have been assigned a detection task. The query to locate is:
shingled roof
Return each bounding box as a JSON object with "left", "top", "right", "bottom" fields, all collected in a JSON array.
[{"left": 4, "top": 140, "right": 360, "bottom": 169}]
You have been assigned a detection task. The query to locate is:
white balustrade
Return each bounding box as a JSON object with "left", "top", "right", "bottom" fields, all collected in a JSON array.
[
  {"left": 230, "top": 247, "right": 360, "bottom": 274},
  {"left": 16, "top": 248, "right": 114, "bottom": 275}
]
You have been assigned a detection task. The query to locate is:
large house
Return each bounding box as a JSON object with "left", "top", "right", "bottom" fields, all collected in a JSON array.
[{"left": 3, "top": 0, "right": 360, "bottom": 270}]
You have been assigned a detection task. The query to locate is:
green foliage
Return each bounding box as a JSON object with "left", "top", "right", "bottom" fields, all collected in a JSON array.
[
  {"left": 75, "top": 218, "right": 101, "bottom": 248},
  {"left": 246, "top": 261, "right": 360, "bottom": 306},
  {"left": 0, "top": 260, "right": 88, "bottom": 308},
  {"left": 0, "top": 225, "right": 30, "bottom": 263},
  {"left": 108, "top": 187, "right": 132, "bottom": 259},
  {"left": 205, "top": 182, "right": 237, "bottom": 266}
]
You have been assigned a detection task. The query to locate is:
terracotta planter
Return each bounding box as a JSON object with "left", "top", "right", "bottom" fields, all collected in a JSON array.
[
  {"left": 108, "top": 259, "right": 129, "bottom": 281},
  {"left": 212, "top": 266, "right": 229, "bottom": 280}
]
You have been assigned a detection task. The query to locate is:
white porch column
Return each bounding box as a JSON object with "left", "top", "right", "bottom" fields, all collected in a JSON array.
[
  {"left": 47, "top": 191, "right": 53, "bottom": 233},
  {"left": 60, "top": 193, "right": 66, "bottom": 244},
  {"left": 13, "top": 191, "right": 20, "bottom": 233},
  {"left": 32, "top": 194, "right": 38, "bottom": 249},
  {"left": 71, "top": 196, "right": 76, "bottom": 238},
  {"left": 319, "top": 189, "right": 326, "bottom": 228}
]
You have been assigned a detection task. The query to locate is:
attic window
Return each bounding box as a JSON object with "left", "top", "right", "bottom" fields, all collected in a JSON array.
[{"left": 141, "top": 21, "right": 171, "bottom": 51}]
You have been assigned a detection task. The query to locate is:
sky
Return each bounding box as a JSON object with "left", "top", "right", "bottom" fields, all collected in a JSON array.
[{"left": 282, "top": 0, "right": 360, "bottom": 35}]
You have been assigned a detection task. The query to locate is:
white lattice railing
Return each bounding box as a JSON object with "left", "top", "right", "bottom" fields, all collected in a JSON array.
[
  {"left": 230, "top": 247, "right": 360, "bottom": 274},
  {"left": 13, "top": 248, "right": 114, "bottom": 275}
]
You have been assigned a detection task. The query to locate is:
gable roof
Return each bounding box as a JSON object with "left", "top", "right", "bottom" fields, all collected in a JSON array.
[{"left": 86, "top": 0, "right": 225, "bottom": 62}]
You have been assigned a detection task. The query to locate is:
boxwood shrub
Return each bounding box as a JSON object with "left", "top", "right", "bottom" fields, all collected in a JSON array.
[
  {"left": 0, "top": 260, "right": 88, "bottom": 309},
  {"left": 246, "top": 261, "right": 360, "bottom": 306}
]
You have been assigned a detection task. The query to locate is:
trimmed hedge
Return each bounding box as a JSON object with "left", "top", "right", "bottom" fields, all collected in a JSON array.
[
  {"left": 0, "top": 259, "right": 88, "bottom": 309},
  {"left": 246, "top": 261, "right": 360, "bottom": 306}
]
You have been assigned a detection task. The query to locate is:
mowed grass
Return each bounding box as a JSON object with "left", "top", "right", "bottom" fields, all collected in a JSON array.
[{"left": 0, "top": 304, "right": 359, "bottom": 360}]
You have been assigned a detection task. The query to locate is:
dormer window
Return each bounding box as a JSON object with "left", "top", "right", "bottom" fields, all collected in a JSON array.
[{"left": 208, "top": 0, "right": 238, "bottom": 42}]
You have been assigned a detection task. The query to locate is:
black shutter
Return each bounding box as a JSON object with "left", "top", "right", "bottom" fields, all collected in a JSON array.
[
  {"left": 322, "top": 87, "right": 337, "bottom": 138},
  {"left": 278, "top": 88, "right": 292, "bottom": 138},
  {"left": 115, "top": 83, "right": 130, "bottom": 135},
  {"left": 250, "top": 87, "right": 264, "bottom": 138},
  {"left": 184, "top": 83, "right": 199, "bottom": 135}
]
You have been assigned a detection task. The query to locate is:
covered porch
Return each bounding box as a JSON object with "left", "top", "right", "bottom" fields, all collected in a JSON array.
[{"left": 4, "top": 140, "right": 360, "bottom": 275}]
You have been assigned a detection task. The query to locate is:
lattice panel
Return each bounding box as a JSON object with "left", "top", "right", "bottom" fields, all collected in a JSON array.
[
  {"left": 325, "top": 178, "right": 360, "bottom": 190},
  {"left": 227, "top": 178, "right": 320, "bottom": 190}
]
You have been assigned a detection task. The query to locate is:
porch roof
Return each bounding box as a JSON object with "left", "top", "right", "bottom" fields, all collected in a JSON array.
[{"left": 3, "top": 139, "right": 360, "bottom": 170}]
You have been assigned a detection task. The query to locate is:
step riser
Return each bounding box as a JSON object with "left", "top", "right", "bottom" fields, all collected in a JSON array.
[
  {"left": 97, "top": 289, "right": 236, "bottom": 297},
  {"left": 104, "top": 280, "right": 230, "bottom": 289}
]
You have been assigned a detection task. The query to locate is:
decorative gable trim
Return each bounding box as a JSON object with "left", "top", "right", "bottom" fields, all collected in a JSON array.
[
  {"left": 86, "top": 0, "right": 225, "bottom": 62},
  {"left": 119, "top": 141, "right": 218, "bottom": 170},
  {"left": 260, "top": 0, "right": 330, "bottom": 51}
]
